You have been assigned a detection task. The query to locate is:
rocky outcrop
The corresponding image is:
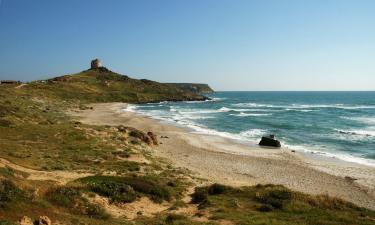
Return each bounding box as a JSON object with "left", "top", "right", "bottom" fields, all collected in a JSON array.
[
  {"left": 118, "top": 125, "right": 158, "bottom": 146},
  {"left": 19, "top": 216, "right": 33, "bottom": 225},
  {"left": 259, "top": 135, "right": 281, "bottom": 147},
  {"left": 18, "top": 216, "right": 51, "bottom": 225},
  {"left": 147, "top": 132, "right": 158, "bottom": 145},
  {"left": 38, "top": 216, "right": 52, "bottom": 225}
]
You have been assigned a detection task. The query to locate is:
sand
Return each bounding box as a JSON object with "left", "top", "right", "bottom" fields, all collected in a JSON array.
[{"left": 70, "top": 102, "right": 375, "bottom": 210}]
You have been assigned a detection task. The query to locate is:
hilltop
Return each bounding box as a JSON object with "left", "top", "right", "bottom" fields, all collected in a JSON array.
[{"left": 21, "top": 66, "right": 210, "bottom": 104}]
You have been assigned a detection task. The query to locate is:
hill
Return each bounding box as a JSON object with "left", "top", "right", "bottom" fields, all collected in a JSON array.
[
  {"left": 0, "top": 64, "right": 374, "bottom": 224},
  {"left": 167, "top": 83, "right": 214, "bottom": 94},
  {"left": 23, "top": 67, "right": 210, "bottom": 103}
]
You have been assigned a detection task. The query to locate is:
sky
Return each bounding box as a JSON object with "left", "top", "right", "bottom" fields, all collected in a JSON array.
[{"left": 0, "top": 0, "right": 374, "bottom": 91}]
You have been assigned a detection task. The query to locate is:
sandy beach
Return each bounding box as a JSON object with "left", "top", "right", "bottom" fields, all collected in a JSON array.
[{"left": 70, "top": 102, "right": 375, "bottom": 210}]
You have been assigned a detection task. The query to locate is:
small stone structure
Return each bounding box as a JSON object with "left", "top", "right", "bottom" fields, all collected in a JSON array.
[{"left": 90, "top": 58, "right": 102, "bottom": 69}]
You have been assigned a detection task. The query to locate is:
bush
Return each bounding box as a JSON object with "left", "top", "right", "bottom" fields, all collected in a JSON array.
[
  {"left": 207, "top": 183, "right": 230, "bottom": 195},
  {"left": 45, "top": 186, "right": 108, "bottom": 218},
  {"left": 191, "top": 184, "right": 230, "bottom": 204},
  {"left": 165, "top": 213, "right": 188, "bottom": 224},
  {"left": 191, "top": 187, "right": 208, "bottom": 204},
  {"left": 0, "top": 119, "right": 11, "bottom": 127},
  {"left": 87, "top": 179, "right": 137, "bottom": 203},
  {"left": 78, "top": 176, "right": 172, "bottom": 203},
  {"left": 254, "top": 185, "right": 292, "bottom": 209},
  {"left": 0, "top": 180, "right": 25, "bottom": 208},
  {"left": 45, "top": 186, "right": 80, "bottom": 207},
  {"left": 0, "top": 220, "right": 16, "bottom": 225}
]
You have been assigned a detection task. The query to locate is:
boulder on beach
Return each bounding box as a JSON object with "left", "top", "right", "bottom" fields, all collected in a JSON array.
[{"left": 259, "top": 135, "right": 281, "bottom": 147}]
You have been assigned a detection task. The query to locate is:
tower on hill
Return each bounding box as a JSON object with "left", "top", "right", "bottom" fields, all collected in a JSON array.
[{"left": 90, "top": 58, "right": 102, "bottom": 69}]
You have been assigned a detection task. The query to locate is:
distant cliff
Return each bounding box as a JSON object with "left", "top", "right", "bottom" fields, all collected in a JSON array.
[{"left": 168, "top": 83, "right": 214, "bottom": 94}]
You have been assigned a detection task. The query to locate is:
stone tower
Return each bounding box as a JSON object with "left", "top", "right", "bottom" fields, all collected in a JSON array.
[{"left": 90, "top": 58, "right": 102, "bottom": 69}]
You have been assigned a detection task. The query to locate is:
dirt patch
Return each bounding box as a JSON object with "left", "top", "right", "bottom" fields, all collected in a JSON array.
[
  {"left": 87, "top": 194, "right": 169, "bottom": 219},
  {"left": 0, "top": 158, "right": 91, "bottom": 185}
]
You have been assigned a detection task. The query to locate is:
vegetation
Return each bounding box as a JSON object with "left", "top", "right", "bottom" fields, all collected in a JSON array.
[
  {"left": 190, "top": 183, "right": 375, "bottom": 225},
  {"left": 167, "top": 83, "right": 214, "bottom": 94},
  {"left": 0, "top": 69, "right": 374, "bottom": 224},
  {"left": 24, "top": 68, "right": 209, "bottom": 104},
  {"left": 0, "top": 180, "right": 27, "bottom": 208},
  {"left": 78, "top": 175, "right": 176, "bottom": 203},
  {"left": 45, "top": 186, "right": 108, "bottom": 218}
]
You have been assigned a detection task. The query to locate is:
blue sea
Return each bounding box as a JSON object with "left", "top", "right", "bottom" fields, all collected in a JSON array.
[{"left": 127, "top": 92, "right": 375, "bottom": 167}]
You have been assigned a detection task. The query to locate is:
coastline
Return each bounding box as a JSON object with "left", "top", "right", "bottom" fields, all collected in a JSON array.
[{"left": 70, "top": 102, "right": 375, "bottom": 210}]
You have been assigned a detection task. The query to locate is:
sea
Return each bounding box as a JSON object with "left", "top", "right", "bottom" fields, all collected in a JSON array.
[{"left": 125, "top": 91, "right": 375, "bottom": 167}]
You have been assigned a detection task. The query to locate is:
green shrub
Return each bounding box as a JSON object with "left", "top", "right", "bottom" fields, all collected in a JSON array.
[
  {"left": 0, "top": 180, "right": 25, "bottom": 208},
  {"left": 165, "top": 213, "right": 188, "bottom": 224},
  {"left": 0, "top": 119, "right": 11, "bottom": 127},
  {"left": 191, "top": 183, "right": 230, "bottom": 204},
  {"left": 191, "top": 187, "right": 208, "bottom": 204},
  {"left": 78, "top": 176, "right": 172, "bottom": 203},
  {"left": 129, "top": 130, "right": 144, "bottom": 139},
  {"left": 87, "top": 179, "right": 137, "bottom": 203},
  {"left": 45, "top": 186, "right": 108, "bottom": 218},
  {"left": 254, "top": 185, "right": 292, "bottom": 209},
  {"left": 0, "top": 220, "right": 16, "bottom": 225},
  {"left": 45, "top": 186, "right": 81, "bottom": 207},
  {"left": 207, "top": 183, "right": 230, "bottom": 195}
]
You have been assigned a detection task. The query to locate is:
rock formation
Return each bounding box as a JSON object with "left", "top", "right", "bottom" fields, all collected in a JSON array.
[
  {"left": 19, "top": 216, "right": 33, "bottom": 225},
  {"left": 259, "top": 135, "right": 281, "bottom": 147}
]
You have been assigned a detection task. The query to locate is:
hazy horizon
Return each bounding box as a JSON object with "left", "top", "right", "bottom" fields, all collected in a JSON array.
[{"left": 0, "top": 0, "right": 374, "bottom": 91}]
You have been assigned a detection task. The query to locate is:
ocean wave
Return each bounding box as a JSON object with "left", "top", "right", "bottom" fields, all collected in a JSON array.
[
  {"left": 285, "top": 108, "right": 315, "bottom": 112},
  {"left": 340, "top": 116, "right": 375, "bottom": 126},
  {"left": 334, "top": 129, "right": 375, "bottom": 138},
  {"left": 232, "top": 102, "right": 375, "bottom": 110},
  {"left": 284, "top": 143, "right": 375, "bottom": 167},
  {"left": 230, "top": 112, "right": 271, "bottom": 117},
  {"left": 219, "top": 107, "right": 257, "bottom": 112},
  {"left": 123, "top": 104, "right": 137, "bottom": 112},
  {"left": 240, "top": 129, "right": 266, "bottom": 138}
]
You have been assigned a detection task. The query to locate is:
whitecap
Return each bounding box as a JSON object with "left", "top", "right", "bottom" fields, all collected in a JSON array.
[
  {"left": 340, "top": 116, "right": 375, "bottom": 126},
  {"left": 230, "top": 112, "right": 271, "bottom": 117}
]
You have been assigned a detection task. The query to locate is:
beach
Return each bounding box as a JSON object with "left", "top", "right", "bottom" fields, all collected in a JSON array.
[{"left": 71, "top": 102, "right": 375, "bottom": 210}]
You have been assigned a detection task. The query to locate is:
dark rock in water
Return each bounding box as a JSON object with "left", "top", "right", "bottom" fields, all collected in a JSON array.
[{"left": 259, "top": 135, "right": 281, "bottom": 147}]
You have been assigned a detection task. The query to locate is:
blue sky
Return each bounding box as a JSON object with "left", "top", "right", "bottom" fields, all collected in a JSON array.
[{"left": 0, "top": 0, "right": 374, "bottom": 91}]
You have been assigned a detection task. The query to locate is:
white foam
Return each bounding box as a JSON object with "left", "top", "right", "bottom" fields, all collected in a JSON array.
[
  {"left": 341, "top": 116, "right": 375, "bottom": 126},
  {"left": 284, "top": 143, "right": 375, "bottom": 167},
  {"left": 123, "top": 104, "right": 137, "bottom": 112},
  {"left": 334, "top": 128, "right": 375, "bottom": 138},
  {"left": 230, "top": 112, "right": 271, "bottom": 117},
  {"left": 240, "top": 129, "right": 266, "bottom": 138},
  {"left": 232, "top": 102, "right": 375, "bottom": 110}
]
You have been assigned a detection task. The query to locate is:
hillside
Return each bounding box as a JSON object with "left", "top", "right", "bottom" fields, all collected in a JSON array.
[
  {"left": 24, "top": 67, "right": 209, "bottom": 104},
  {"left": 167, "top": 83, "right": 214, "bottom": 94},
  {"left": 0, "top": 65, "right": 374, "bottom": 224}
]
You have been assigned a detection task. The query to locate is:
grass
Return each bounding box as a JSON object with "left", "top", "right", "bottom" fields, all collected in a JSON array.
[
  {"left": 77, "top": 175, "right": 175, "bottom": 203},
  {"left": 23, "top": 68, "right": 208, "bottom": 104},
  {"left": 45, "top": 186, "right": 109, "bottom": 219},
  {"left": 1, "top": 71, "right": 375, "bottom": 224},
  {"left": 0, "top": 180, "right": 27, "bottom": 209},
  {"left": 190, "top": 183, "right": 375, "bottom": 225}
]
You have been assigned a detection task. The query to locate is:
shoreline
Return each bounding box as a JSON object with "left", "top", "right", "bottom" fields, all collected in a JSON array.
[
  {"left": 127, "top": 102, "right": 375, "bottom": 169},
  {"left": 70, "top": 102, "right": 375, "bottom": 210}
]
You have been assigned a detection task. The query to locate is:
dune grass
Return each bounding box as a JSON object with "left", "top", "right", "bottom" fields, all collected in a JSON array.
[{"left": 191, "top": 183, "right": 375, "bottom": 225}]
